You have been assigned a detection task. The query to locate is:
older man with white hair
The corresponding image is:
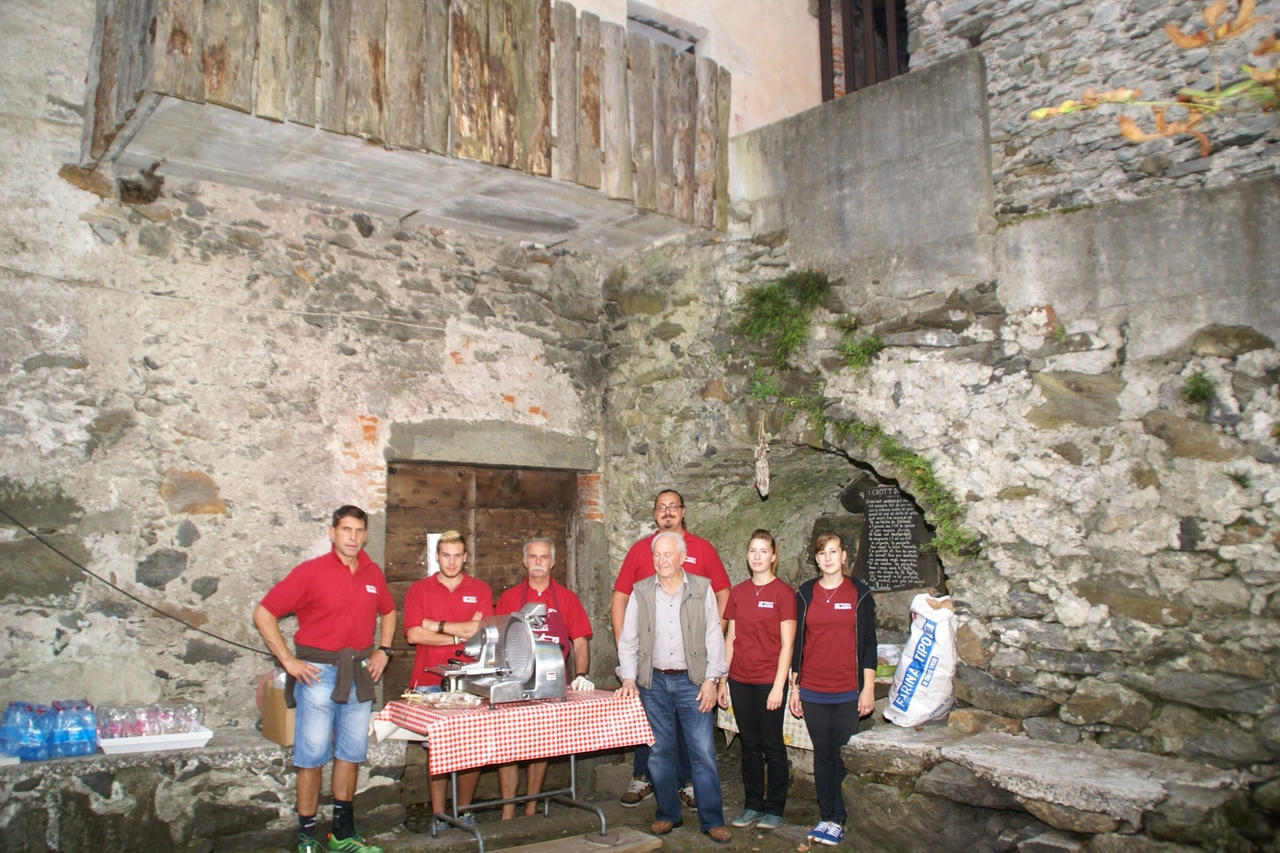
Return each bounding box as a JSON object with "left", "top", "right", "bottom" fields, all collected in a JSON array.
[{"left": 616, "top": 531, "right": 731, "bottom": 844}]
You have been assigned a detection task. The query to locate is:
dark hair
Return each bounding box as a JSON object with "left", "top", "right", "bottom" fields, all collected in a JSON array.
[
  {"left": 653, "top": 489, "right": 684, "bottom": 508},
  {"left": 331, "top": 505, "right": 368, "bottom": 528}
]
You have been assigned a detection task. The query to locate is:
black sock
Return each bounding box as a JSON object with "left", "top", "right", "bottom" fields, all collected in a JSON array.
[
  {"left": 299, "top": 813, "right": 318, "bottom": 839},
  {"left": 332, "top": 799, "right": 354, "bottom": 840}
]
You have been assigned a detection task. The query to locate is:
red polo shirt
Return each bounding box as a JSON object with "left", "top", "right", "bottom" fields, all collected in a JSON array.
[
  {"left": 403, "top": 573, "right": 494, "bottom": 688},
  {"left": 725, "top": 577, "right": 797, "bottom": 684},
  {"left": 613, "top": 531, "right": 730, "bottom": 595},
  {"left": 259, "top": 548, "right": 395, "bottom": 651}
]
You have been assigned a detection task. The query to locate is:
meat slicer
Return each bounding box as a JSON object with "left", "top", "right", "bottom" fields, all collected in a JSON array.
[{"left": 431, "top": 603, "right": 566, "bottom": 703}]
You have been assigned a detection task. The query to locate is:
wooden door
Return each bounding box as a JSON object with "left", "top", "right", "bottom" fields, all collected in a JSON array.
[{"left": 383, "top": 463, "right": 579, "bottom": 698}]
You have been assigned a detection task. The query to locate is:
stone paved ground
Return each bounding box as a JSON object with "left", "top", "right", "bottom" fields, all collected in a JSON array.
[{"left": 358, "top": 740, "right": 826, "bottom": 853}]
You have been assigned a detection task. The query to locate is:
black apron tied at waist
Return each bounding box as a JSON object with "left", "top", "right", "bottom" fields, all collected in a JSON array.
[{"left": 283, "top": 644, "right": 377, "bottom": 708}]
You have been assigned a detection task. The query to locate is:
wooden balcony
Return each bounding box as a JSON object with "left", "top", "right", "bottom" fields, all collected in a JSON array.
[{"left": 83, "top": 0, "right": 731, "bottom": 250}]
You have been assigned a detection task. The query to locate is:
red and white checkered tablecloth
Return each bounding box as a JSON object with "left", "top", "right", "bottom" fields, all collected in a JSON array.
[{"left": 377, "top": 689, "right": 654, "bottom": 775}]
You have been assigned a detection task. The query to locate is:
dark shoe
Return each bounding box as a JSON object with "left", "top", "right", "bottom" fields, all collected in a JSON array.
[
  {"left": 621, "top": 775, "right": 654, "bottom": 807},
  {"left": 650, "top": 820, "right": 682, "bottom": 836},
  {"left": 705, "top": 826, "right": 732, "bottom": 844}
]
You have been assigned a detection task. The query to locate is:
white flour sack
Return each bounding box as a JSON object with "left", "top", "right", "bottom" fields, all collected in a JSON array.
[{"left": 884, "top": 594, "right": 957, "bottom": 727}]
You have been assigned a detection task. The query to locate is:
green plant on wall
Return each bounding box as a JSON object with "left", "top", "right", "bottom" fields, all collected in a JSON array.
[
  {"left": 1225, "top": 468, "right": 1252, "bottom": 489},
  {"left": 837, "top": 331, "right": 887, "bottom": 370},
  {"left": 1180, "top": 370, "right": 1216, "bottom": 412},
  {"left": 733, "top": 270, "right": 830, "bottom": 367},
  {"left": 730, "top": 274, "right": 976, "bottom": 557}
]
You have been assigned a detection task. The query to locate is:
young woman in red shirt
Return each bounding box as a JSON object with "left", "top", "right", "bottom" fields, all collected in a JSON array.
[
  {"left": 788, "top": 532, "right": 877, "bottom": 847},
  {"left": 717, "top": 529, "right": 796, "bottom": 831}
]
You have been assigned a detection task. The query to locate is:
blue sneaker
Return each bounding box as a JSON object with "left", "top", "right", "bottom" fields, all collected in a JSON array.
[
  {"left": 808, "top": 822, "right": 833, "bottom": 844},
  {"left": 811, "top": 822, "right": 843, "bottom": 846},
  {"left": 757, "top": 814, "right": 783, "bottom": 830},
  {"left": 731, "top": 808, "right": 764, "bottom": 827}
]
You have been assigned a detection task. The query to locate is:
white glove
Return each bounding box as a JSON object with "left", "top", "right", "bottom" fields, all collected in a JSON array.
[{"left": 570, "top": 675, "right": 594, "bottom": 692}]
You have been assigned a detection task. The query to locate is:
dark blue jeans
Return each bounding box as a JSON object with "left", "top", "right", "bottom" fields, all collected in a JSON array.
[
  {"left": 633, "top": 725, "right": 692, "bottom": 785},
  {"left": 729, "top": 679, "right": 789, "bottom": 816},
  {"left": 638, "top": 671, "right": 725, "bottom": 831},
  {"left": 800, "top": 698, "right": 859, "bottom": 825}
]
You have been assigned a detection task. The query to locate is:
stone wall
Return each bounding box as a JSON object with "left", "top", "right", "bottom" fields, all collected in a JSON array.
[
  {"left": 905, "top": 0, "right": 1280, "bottom": 216},
  {"left": 0, "top": 732, "right": 406, "bottom": 852},
  {"left": 1, "top": 0, "right": 618, "bottom": 724},
  {"left": 597, "top": 183, "right": 1279, "bottom": 846}
]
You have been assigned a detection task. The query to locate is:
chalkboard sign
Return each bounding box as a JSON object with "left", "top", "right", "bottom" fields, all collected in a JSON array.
[{"left": 852, "top": 484, "right": 941, "bottom": 593}]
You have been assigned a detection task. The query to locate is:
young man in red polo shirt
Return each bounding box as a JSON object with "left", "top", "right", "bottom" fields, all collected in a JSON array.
[
  {"left": 253, "top": 505, "right": 397, "bottom": 853},
  {"left": 403, "top": 530, "right": 493, "bottom": 828},
  {"left": 608, "top": 490, "right": 730, "bottom": 810},
  {"left": 495, "top": 537, "right": 595, "bottom": 819}
]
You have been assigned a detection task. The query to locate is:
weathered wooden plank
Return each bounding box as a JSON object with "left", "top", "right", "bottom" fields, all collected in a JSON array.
[
  {"left": 473, "top": 468, "right": 576, "bottom": 509},
  {"left": 552, "top": 1, "right": 578, "bottom": 183},
  {"left": 256, "top": 0, "right": 287, "bottom": 120},
  {"left": 673, "top": 49, "right": 696, "bottom": 223},
  {"left": 600, "top": 22, "right": 632, "bottom": 200},
  {"left": 318, "top": 0, "right": 350, "bottom": 132},
  {"left": 627, "top": 33, "right": 655, "bottom": 211},
  {"left": 386, "top": 0, "right": 426, "bottom": 148},
  {"left": 451, "top": 0, "right": 491, "bottom": 162},
  {"left": 693, "top": 57, "right": 717, "bottom": 229},
  {"left": 285, "top": 0, "right": 321, "bottom": 125},
  {"left": 488, "top": 0, "right": 519, "bottom": 167},
  {"left": 517, "top": 0, "right": 553, "bottom": 176},
  {"left": 424, "top": 0, "right": 450, "bottom": 154},
  {"left": 84, "top": 0, "right": 123, "bottom": 162},
  {"left": 120, "top": 0, "right": 156, "bottom": 120},
  {"left": 576, "top": 11, "right": 601, "bottom": 189},
  {"left": 496, "top": 828, "right": 661, "bottom": 853},
  {"left": 150, "top": 0, "right": 204, "bottom": 102},
  {"left": 346, "top": 0, "right": 387, "bottom": 140},
  {"left": 652, "top": 41, "right": 676, "bottom": 217},
  {"left": 715, "top": 65, "right": 731, "bottom": 232},
  {"left": 202, "top": 0, "right": 256, "bottom": 112}
]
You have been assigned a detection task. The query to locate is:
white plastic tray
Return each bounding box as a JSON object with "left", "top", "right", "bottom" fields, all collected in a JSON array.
[{"left": 99, "top": 725, "right": 213, "bottom": 755}]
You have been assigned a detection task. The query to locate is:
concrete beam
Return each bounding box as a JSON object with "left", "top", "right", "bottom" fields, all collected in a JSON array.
[
  {"left": 996, "top": 175, "right": 1280, "bottom": 361},
  {"left": 111, "top": 97, "right": 695, "bottom": 255},
  {"left": 387, "top": 419, "right": 599, "bottom": 471},
  {"left": 729, "top": 51, "right": 996, "bottom": 303}
]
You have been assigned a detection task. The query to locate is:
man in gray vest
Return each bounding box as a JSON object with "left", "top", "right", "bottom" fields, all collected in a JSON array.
[{"left": 616, "top": 531, "right": 731, "bottom": 844}]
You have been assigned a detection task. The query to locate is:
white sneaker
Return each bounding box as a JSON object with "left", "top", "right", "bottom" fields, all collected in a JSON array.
[{"left": 620, "top": 776, "right": 653, "bottom": 807}]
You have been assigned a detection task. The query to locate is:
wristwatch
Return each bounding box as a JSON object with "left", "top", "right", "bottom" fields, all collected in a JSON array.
[
  {"left": 378, "top": 646, "right": 394, "bottom": 658},
  {"left": 706, "top": 677, "right": 721, "bottom": 686}
]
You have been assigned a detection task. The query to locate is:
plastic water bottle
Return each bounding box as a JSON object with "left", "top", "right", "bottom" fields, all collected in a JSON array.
[
  {"left": 51, "top": 700, "right": 98, "bottom": 757},
  {"left": 3, "top": 703, "right": 52, "bottom": 761}
]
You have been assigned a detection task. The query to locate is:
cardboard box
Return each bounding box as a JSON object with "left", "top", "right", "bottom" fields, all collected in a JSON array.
[{"left": 260, "top": 682, "right": 295, "bottom": 747}]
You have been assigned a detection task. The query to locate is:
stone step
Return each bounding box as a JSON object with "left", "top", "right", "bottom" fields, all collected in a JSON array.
[{"left": 842, "top": 726, "right": 1245, "bottom": 833}]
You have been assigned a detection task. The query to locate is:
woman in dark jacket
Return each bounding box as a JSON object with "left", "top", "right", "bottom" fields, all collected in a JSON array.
[{"left": 788, "top": 532, "right": 876, "bottom": 847}]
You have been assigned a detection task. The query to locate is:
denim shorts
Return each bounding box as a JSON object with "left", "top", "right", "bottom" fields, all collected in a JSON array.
[{"left": 293, "top": 664, "right": 372, "bottom": 768}]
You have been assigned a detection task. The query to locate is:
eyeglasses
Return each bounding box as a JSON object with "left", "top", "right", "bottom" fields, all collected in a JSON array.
[{"left": 654, "top": 503, "right": 683, "bottom": 512}]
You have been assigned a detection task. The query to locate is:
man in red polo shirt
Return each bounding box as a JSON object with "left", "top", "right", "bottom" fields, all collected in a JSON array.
[
  {"left": 403, "top": 530, "right": 494, "bottom": 829},
  {"left": 254, "top": 505, "right": 396, "bottom": 853},
  {"left": 609, "top": 489, "right": 730, "bottom": 809},
  {"left": 495, "top": 537, "right": 594, "bottom": 819}
]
